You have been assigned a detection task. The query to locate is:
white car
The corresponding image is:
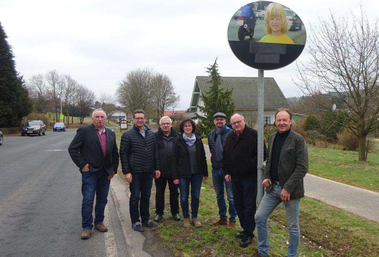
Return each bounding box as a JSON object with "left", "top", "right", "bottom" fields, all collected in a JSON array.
[{"left": 285, "top": 9, "right": 302, "bottom": 31}]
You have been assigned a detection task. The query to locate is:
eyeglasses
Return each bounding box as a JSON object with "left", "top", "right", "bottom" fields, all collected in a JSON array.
[
  {"left": 231, "top": 120, "right": 243, "bottom": 126},
  {"left": 161, "top": 123, "right": 171, "bottom": 126},
  {"left": 134, "top": 117, "right": 145, "bottom": 120}
]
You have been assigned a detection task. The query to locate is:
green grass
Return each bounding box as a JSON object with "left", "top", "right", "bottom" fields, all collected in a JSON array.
[
  {"left": 113, "top": 130, "right": 379, "bottom": 256},
  {"left": 308, "top": 146, "right": 379, "bottom": 192},
  {"left": 152, "top": 169, "right": 379, "bottom": 256}
]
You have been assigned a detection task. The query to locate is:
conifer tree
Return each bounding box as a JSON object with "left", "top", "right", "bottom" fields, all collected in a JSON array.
[
  {"left": 0, "top": 22, "right": 32, "bottom": 127},
  {"left": 196, "top": 59, "right": 235, "bottom": 135}
]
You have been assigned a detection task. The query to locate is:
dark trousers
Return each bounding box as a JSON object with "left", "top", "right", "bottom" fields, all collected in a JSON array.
[
  {"left": 232, "top": 177, "right": 257, "bottom": 235},
  {"left": 155, "top": 177, "right": 179, "bottom": 215},
  {"left": 129, "top": 172, "right": 154, "bottom": 224},
  {"left": 81, "top": 169, "right": 110, "bottom": 230}
]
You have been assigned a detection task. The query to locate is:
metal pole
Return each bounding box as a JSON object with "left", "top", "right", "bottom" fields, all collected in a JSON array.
[{"left": 257, "top": 69, "right": 264, "bottom": 204}]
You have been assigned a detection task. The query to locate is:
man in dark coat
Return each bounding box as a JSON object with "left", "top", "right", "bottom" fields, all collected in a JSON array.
[
  {"left": 153, "top": 116, "right": 180, "bottom": 222},
  {"left": 68, "top": 108, "right": 119, "bottom": 240},
  {"left": 224, "top": 113, "right": 267, "bottom": 248},
  {"left": 120, "top": 109, "right": 161, "bottom": 232},
  {"left": 208, "top": 112, "right": 237, "bottom": 228},
  {"left": 253, "top": 109, "right": 308, "bottom": 257}
]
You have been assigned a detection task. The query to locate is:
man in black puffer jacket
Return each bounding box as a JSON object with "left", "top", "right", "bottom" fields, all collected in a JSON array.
[
  {"left": 120, "top": 109, "right": 161, "bottom": 232},
  {"left": 153, "top": 116, "right": 180, "bottom": 222}
]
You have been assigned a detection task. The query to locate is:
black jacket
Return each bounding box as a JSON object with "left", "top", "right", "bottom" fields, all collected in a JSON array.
[
  {"left": 223, "top": 125, "right": 267, "bottom": 181},
  {"left": 264, "top": 130, "right": 308, "bottom": 199},
  {"left": 68, "top": 124, "right": 119, "bottom": 175},
  {"left": 120, "top": 125, "right": 160, "bottom": 174},
  {"left": 171, "top": 134, "right": 208, "bottom": 180},
  {"left": 155, "top": 128, "right": 178, "bottom": 178},
  {"left": 208, "top": 125, "right": 233, "bottom": 169}
]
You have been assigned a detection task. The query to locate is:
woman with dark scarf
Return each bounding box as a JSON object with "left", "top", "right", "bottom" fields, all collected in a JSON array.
[{"left": 172, "top": 119, "right": 208, "bottom": 228}]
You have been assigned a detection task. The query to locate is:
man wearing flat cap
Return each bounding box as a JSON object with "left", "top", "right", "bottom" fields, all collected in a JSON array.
[{"left": 208, "top": 112, "right": 237, "bottom": 229}]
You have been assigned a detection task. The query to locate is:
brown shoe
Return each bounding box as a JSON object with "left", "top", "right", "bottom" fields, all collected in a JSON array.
[
  {"left": 192, "top": 218, "right": 202, "bottom": 228},
  {"left": 81, "top": 229, "right": 91, "bottom": 240},
  {"left": 227, "top": 221, "right": 236, "bottom": 229},
  {"left": 252, "top": 252, "right": 265, "bottom": 257},
  {"left": 94, "top": 222, "right": 108, "bottom": 232},
  {"left": 211, "top": 218, "right": 227, "bottom": 226},
  {"left": 183, "top": 218, "right": 190, "bottom": 228}
]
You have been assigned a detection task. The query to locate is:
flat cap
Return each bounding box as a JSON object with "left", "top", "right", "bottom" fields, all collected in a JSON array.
[{"left": 213, "top": 112, "right": 227, "bottom": 119}]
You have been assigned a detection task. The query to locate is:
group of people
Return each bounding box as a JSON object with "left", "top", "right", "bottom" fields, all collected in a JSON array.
[{"left": 68, "top": 107, "right": 308, "bottom": 257}]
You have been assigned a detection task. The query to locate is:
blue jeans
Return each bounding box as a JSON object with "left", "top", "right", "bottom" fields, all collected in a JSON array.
[
  {"left": 255, "top": 184, "right": 301, "bottom": 257},
  {"left": 129, "top": 172, "right": 154, "bottom": 224},
  {"left": 81, "top": 169, "right": 110, "bottom": 230},
  {"left": 232, "top": 177, "right": 257, "bottom": 235},
  {"left": 212, "top": 169, "right": 237, "bottom": 222},
  {"left": 179, "top": 173, "right": 203, "bottom": 219}
]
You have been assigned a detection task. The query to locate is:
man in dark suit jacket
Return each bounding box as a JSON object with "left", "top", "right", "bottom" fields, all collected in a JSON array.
[
  {"left": 253, "top": 108, "right": 308, "bottom": 257},
  {"left": 68, "top": 108, "right": 119, "bottom": 240}
]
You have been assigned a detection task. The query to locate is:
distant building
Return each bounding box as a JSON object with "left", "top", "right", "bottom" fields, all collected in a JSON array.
[
  {"left": 189, "top": 76, "right": 289, "bottom": 125},
  {"left": 110, "top": 111, "right": 127, "bottom": 122},
  {"left": 164, "top": 110, "right": 185, "bottom": 116}
]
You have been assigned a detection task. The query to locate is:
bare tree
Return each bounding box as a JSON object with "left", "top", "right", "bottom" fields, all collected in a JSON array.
[
  {"left": 117, "top": 68, "right": 154, "bottom": 114},
  {"left": 62, "top": 75, "right": 78, "bottom": 124},
  {"left": 75, "top": 85, "right": 95, "bottom": 124},
  {"left": 45, "top": 70, "right": 61, "bottom": 122},
  {"left": 296, "top": 10, "right": 379, "bottom": 161},
  {"left": 151, "top": 73, "right": 180, "bottom": 118},
  {"left": 27, "top": 74, "right": 51, "bottom": 113},
  {"left": 99, "top": 93, "right": 117, "bottom": 123}
]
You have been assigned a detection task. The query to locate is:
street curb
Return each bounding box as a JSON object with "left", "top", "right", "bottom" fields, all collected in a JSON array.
[{"left": 110, "top": 174, "right": 152, "bottom": 257}]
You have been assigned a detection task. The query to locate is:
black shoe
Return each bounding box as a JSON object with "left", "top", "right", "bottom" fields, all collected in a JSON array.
[
  {"left": 154, "top": 214, "right": 163, "bottom": 222},
  {"left": 172, "top": 213, "right": 181, "bottom": 221},
  {"left": 235, "top": 231, "right": 245, "bottom": 239},
  {"left": 132, "top": 222, "right": 144, "bottom": 232},
  {"left": 143, "top": 220, "right": 158, "bottom": 228},
  {"left": 239, "top": 234, "right": 254, "bottom": 248}
]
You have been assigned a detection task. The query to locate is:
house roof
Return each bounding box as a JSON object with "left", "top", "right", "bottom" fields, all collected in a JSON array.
[
  {"left": 164, "top": 110, "right": 185, "bottom": 116},
  {"left": 193, "top": 76, "right": 289, "bottom": 110}
]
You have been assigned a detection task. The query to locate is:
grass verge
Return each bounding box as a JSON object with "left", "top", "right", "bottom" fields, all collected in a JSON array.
[
  {"left": 152, "top": 171, "right": 379, "bottom": 256},
  {"left": 308, "top": 146, "right": 379, "bottom": 192}
]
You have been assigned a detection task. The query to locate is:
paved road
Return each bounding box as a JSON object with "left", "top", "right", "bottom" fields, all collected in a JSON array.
[
  {"left": 0, "top": 130, "right": 158, "bottom": 257},
  {"left": 204, "top": 145, "right": 379, "bottom": 222}
]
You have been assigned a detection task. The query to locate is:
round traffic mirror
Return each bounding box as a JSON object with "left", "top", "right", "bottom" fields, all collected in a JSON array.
[{"left": 227, "top": 1, "right": 306, "bottom": 70}]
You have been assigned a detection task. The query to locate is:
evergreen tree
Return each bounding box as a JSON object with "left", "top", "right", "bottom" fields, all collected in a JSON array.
[
  {"left": 196, "top": 59, "right": 235, "bottom": 135},
  {"left": 0, "top": 22, "right": 32, "bottom": 127}
]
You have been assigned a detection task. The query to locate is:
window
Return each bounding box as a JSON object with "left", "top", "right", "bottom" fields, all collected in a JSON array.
[{"left": 264, "top": 116, "right": 272, "bottom": 125}]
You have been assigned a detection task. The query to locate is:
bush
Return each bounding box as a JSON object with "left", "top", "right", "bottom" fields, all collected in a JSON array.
[
  {"left": 305, "top": 130, "right": 322, "bottom": 145},
  {"left": 264, "top": 124, "right": 277, "bottom": 141},
  {"left": 26, "top": 113, "right": 51, "bottom": 129},
  {"left": 338, "top": 129, "right": 359, "bottom": 150},
  {"left": 292, "top": 123, "right": 307, "bottom": 139},
  {"left": 304, "top": 114, "right": 319, "bottom": 131}
]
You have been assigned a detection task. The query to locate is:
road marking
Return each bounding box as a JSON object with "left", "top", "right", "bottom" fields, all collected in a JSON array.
[{"left": 104, "top": 205, "right": 118, "bottom": 257}]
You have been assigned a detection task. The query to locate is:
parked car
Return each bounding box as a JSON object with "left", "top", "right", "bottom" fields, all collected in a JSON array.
[
  {"left": 53, "top": 122, "right": 66, "bottom": 132},
  {"left": 21, "top": 120, "right": 46, "bottom": 136},
  {"left": 285, "top": 9, "right": 302, "bottom": 31},
  {"left": 255, "top": 9, "right": 265, "bottom": 20},
  {"left": 0, "top": 131, "right": 3, "bottom": 145}
]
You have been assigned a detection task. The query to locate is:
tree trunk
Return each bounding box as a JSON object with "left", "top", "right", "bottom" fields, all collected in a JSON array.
[{"left": 358, "top": 134, "right": 367, "bottom": 161}]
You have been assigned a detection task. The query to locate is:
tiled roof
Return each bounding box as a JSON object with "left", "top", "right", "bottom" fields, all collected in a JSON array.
[{"left": 195, "top": 76, "right": 289, "bottom": 110}]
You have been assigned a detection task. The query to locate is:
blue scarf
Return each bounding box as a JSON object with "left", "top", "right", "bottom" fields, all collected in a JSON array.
[{"left": 183, "top": 133, "right": 196, "bottom": 146}]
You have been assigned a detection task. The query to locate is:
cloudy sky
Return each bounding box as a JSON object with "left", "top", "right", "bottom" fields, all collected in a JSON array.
[{"left": 1, "top": 0, "right": 378, "bottom": 110}]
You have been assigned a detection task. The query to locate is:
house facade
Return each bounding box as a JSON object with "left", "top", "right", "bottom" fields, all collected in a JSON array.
[{"left": 189, "top": 76, "right": 289, "bottom": 126}]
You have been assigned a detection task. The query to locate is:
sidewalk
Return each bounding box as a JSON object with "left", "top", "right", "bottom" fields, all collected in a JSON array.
[{"left": 203, "top": 145, "right": 379, "bottom": 223}]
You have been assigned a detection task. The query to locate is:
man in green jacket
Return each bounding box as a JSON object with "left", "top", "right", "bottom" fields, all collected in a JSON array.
[{"left": 253, "top": 108, "right": 308, "bottom": 257}]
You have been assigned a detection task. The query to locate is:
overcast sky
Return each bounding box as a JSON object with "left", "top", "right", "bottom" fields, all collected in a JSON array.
[{"left": 1, "top": 0, "right": 378, "bottom": 110}]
